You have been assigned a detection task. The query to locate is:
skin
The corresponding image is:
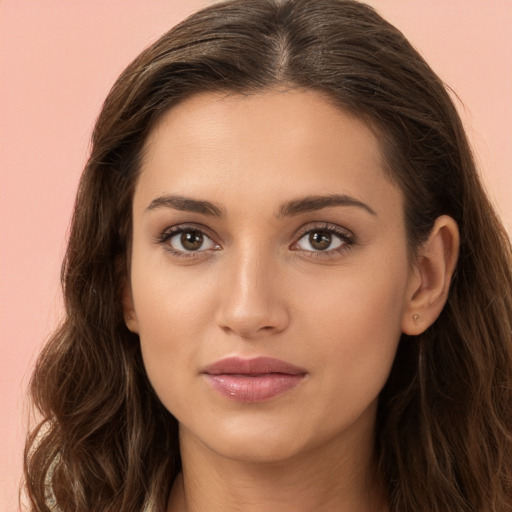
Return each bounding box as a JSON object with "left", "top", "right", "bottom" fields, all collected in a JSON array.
[{"left": 124, "top": 89, "right": 459, "bottom": 512}]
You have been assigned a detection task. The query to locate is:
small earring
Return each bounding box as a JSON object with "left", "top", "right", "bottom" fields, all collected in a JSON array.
[{"left": 413, "top": 313, "right": 419, "bottom": 322}]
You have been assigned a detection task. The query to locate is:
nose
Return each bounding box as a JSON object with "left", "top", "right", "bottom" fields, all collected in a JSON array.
[{"left": 215, "top": 248, "right": 290, "bottom": 339}]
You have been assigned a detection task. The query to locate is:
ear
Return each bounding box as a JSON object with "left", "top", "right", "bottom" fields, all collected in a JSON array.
[
  {"left": 121, "top": 276, "right": 140, "bottom": 334},
  {"left": 402, "top": 215, "right": 459, "bottom": 335}
]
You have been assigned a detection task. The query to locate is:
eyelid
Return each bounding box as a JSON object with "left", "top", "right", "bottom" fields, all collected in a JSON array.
[
  {"left": 156, "top": 223, "right": 221, "bottom": 257},
  {"left": 158, "top": 222, "right": 214, "bottom": 239},
  {"left": 290, "top": 222, "right": 355, "bottom": 255},
  {"left": 155, "top": 221, "right": 354, "bottom": 259},
  {"left": 293, "top": 222, "right": 354, "bottom": 239}
]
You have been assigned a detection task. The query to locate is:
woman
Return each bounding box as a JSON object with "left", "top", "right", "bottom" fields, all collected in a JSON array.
[{"left": 23, "top": 0, "right": 512, "bottom": 511}]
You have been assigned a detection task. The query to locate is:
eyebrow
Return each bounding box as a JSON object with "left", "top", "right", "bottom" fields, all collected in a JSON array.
[
  {"left": 145, "top": 193, "right": 376, "bottom": 218},
  {"left": 277, "top": 194, "right": 377, "bottom": 218},
  {"left": 145, "top": 195, "right": 224, "bottom": 217}
]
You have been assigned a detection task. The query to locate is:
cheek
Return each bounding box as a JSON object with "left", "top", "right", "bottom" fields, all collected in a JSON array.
[
  {"left": 298, "top": 258, "right": 407, "bottom": 337},
  {"left": 128, "top": 253, "right": 207, "bottom": 391},
  {"left": 131, "top": 247, "right": 218, "bottom": 338},
  {"left": 296, "top": 260, "right": 407, "bottom": 394},
  {"left": 134, "top": 291, "right": 201, "bottom": 418}
]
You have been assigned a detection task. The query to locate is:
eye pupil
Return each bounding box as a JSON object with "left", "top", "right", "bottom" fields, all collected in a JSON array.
[
  {"left": 309, "top": 231, "right": 331, "bottom": 250},
  {"left": 181, "top": 231, "right": 204, "bottom": 250}
]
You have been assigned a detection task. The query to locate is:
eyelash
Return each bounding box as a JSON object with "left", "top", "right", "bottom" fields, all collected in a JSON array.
[
  {"left": 156, "top": 222, "right": 355, "bottom": 259},
  {"left": 292, "top": 222, "right": 355, "bottom": 258},
  {"left": 156, "top": 223, "right": 220, "bottom": 259}
]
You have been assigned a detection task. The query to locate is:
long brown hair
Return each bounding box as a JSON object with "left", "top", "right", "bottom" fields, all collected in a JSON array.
[{"left": 23, "top": 1, "right": 512, "bottom": 510}]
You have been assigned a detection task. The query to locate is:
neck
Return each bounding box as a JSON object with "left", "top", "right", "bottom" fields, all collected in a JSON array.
[{"left": 167, "top": 423, "right": 388, "bottom": 512}]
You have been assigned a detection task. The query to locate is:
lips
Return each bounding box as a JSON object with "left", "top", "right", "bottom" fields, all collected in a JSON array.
[{"left": 202, "top": 356, "right": 307, "bottom": 402}]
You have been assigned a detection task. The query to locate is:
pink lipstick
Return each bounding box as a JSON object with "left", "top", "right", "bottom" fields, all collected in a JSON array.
[{"left": 202, "top": 356, "right": 307, "bottom": 402}]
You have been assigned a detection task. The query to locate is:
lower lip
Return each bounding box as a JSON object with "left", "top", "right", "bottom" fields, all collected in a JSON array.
[{"left": 204, "top": 373, "right": 305, "bottom": 402}]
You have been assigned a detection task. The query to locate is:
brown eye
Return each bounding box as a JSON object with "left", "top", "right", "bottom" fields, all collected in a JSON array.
[
  {"left": 181, "top": 231, "right": 204, "bottom": 251},
  {"left": 309, "top": 231, "right": 332, "bottom": 251},
  {"left": 295, "top": 228, "right": 348, "bottom": 253},
  {"left": 167, "top": 229, "right": 217, "bottom": 253}
]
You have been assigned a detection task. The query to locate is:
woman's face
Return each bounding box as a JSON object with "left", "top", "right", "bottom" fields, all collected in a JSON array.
[{"left": 126, "top": 89, "right": 417, "bottom": 463}]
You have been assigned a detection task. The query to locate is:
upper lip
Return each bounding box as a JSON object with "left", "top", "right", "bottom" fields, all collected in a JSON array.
[{"left": 202, "top": 356, "right": 307, "bottom": 375}]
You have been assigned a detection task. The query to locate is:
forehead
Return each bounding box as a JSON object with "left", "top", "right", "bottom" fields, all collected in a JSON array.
[
  {"left": 136, "top": 89, "right": 401, "bottom": 218},
  {"left": 143, "top": 89, "right": 383, "bottom": 167}
]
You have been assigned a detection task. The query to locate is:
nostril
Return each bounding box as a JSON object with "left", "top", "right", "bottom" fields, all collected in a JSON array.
[{"left": 218, "top": 321, "right": 284, "bottom": 339}]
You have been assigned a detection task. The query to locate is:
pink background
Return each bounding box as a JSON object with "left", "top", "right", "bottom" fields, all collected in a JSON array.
[{"left": 1, "top": 1, "right": 511, "bottom": 510}]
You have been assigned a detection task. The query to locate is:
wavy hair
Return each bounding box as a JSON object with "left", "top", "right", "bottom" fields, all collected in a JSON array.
[{"left": 23, "top": 0, "right": 512, "bottom": 510}]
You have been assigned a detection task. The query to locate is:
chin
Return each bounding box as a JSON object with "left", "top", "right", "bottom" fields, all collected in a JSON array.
[
  {"left": 181, "top": 415, "right": 315, "bottom": 464},
  {"left": 211, "top": 436, "right": 308, "bottom": 465}
]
